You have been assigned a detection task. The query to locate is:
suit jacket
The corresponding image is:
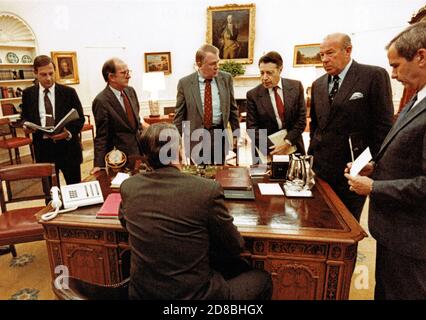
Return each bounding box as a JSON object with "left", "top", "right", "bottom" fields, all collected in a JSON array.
[
  {"left": 119, "top": 166, "right": 244, "bottom": 299},
  {"left": 173, "top": 71, "right": 240, "bottom": 138},
  {"left": 369, "top": 96, "right": 426, "bottom": 260},
  {"left": 92, "top": 85, "right": 142, "bottom": 167},
  {"left": 21, "top": 83, "right": 84, "bottom": 166},
  {"left": 246, "top": 78, "right": 307, "bottom": 155},
  {"left": 308, "top": 61, "right": 394, "bottom": 184}
]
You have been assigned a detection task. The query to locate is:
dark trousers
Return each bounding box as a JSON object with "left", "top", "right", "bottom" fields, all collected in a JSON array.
[
  {"left": 328, "top": 178, "right": 366, "bottom": 221},
  {"left": 211, "top": 255, "right": 273, "bottom": 300},
  {"left": 375, "top": 244, "right": 426, "bottom": 300}
]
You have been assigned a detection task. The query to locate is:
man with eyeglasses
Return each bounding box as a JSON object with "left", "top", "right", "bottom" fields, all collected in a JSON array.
[
  {"left": 308, "top": 33, "right": 394, "bottom": 221},
  {"left": 91, "top": 58, "right": 148, "bottom": 174}
]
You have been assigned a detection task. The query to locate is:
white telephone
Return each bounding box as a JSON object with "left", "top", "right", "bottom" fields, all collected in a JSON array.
[{"left": 41, "top": 181, "right": 105, "bottom": 221}]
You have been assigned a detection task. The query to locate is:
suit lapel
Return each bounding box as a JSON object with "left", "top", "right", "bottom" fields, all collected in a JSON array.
[
  {"left": 32, "top": 84, "right": 41, "bottom": 125},
  {"left": 190, "top": 73, "right": 203, "bottom": 118},
  {"left": 282, "top": 78, "right": 295, "bottom": 124},
  {"left": 315, "top": 75, "right": 331, "bottom": 128},
  {"left": 123, "top": 87, "right": 139, "bottom": 123},
  {"left": 216, "top": 73, "right": 226, "bottom": 117},
  {"left": 376, "top": 97, "right": 426, "bottom": 160},
  {"left": 105, "top": 86, "right": 133, "bottom": 129},
  {"left": 258, "top": 86, "right": 277, "bottom": 122},
  {"left": 326, "top": 61, "right": 359, "bottom": 126}
]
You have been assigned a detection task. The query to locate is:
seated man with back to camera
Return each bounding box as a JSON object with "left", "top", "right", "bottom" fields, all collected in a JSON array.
[{"left": 119, "top": 122, "right": 272, "bottom": 300}]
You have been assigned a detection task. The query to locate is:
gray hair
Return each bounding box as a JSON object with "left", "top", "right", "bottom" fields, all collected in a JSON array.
[
  {"left": 324, "top": 33, "right": 352, "bottom": 49},
  {"left": 386, "top": 21, "right": 426, "bottom": 61},
  {"left": 195, "top": 44, "right": 219, "bottom": 65}
]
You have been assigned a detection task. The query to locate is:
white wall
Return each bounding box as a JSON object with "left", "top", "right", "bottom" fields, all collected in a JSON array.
[{"left": 1, "top": 0, "right": 424, "bottom": 110}]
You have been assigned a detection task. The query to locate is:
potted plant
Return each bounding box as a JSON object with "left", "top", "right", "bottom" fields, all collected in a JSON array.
[{"left": 219, "top": 61, "right": 245, "bottom": 77}]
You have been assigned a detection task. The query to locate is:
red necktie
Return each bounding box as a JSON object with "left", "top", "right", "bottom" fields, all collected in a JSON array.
[
  {"left": 204, "top": 79, "right": 212, "bottom": 129},
  {"left": 273, "top": 86, "right": 285, "bottom": 122},
  {"left": 121, "top": 92, "right": 136, "bottom": 129}
]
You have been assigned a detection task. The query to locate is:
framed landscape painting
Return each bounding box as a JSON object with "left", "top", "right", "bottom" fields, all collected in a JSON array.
[
  {"left": 206, "top": 3, "right": 255, "bottom": 64},
  {"left": 293, "top": 44, "right": 322, "bottom": 67},
  {"left": 144, "top": 52, "right": 172, "bottom": 75}
]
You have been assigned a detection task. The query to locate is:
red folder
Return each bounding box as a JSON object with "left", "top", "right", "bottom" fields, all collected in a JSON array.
[{"left": 96, "top": 193, "right": 122, "bottom": 219}]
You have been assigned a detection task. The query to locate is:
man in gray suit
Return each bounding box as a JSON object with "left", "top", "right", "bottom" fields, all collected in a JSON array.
[
  {"left": 246, "top": 51, "right": 306, "bottom": 157},
  {"left": 174, "top": 44, "right": 240, "bottom": 164},
  {"left": 119, "top": 122, "right": 272, "bottom": 300},
  {"left": 308, "top": 33, "right": 394, "bottom": 221},
  {"left": 345, "top": 22, "right": 426, "bottom": 299},
  {"left": 91, "top": 58, "right": 147, "bottom": 174}
]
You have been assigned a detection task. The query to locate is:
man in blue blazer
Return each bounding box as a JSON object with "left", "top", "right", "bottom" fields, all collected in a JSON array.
[{"left": 345, "top": 22, "right": 426, "bottom": 299}]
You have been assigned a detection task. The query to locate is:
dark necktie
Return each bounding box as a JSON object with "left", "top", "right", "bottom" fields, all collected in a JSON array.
[
  {"left": 405, "top": 94, "right": 418, "bottom": 114},
  {"left": 328, "top": 75, "right": 340, "bottom": 103},
  {"left": 204, "top": 79, "right": 213, "bottom": 129},
  {"left": 44, "top": 88, "right": 55, "bottom": 127},
  {"left": 273, "top": 86, "right": 285, "bottom": 122},
  {"left": 121, "top": 91, "right": 136, "bottom": 129}
]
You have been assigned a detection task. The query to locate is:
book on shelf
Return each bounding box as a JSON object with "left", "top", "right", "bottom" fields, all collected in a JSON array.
[
  {"left": 96, "top": 193, "right": 122, "bottom": 219},
  {"left": 23, "top": 108, "right": 79, "bottom": 134},
  {"left": 215, "top": 166, "right": 252, "bottom": 190}
]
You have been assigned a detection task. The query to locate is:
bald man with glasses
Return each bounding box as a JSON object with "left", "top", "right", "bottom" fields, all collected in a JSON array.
[{"left": 91, "top": 58, "right": 148, "bottom": 174}]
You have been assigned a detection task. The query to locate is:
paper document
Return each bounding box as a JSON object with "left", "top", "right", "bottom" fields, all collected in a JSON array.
[
  {"left": 258, "top": 183, "right": 284, "bottom": 195},
  {"left": 268, "top": 129, "right": 288, "bottom": 146},
  {"left": 24, "top": 108, "right": 80, "bottom": 134},
  {"left": 111, "top": 172, "right": 130, "bottom": 188},
  {"left": 350, "top": 147, "right": 372, "bottom": 177}
]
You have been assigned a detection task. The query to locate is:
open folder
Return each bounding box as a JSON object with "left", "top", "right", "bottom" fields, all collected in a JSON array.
[{"left": 24, "top": 108, "right": 80, "bottom": 134}]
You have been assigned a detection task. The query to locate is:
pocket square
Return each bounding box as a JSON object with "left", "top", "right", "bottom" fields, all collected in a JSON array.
[{"left": 349, "top": 92, "right": 364, "bottom": 100}]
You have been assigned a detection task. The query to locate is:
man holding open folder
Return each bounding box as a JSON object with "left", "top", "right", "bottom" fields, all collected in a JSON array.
[
  {"left": 246, "top": 51, "right": 306, "bottom": 157},
  {"left": 21, "top": 55, "right": 85, "bottom": 184}
]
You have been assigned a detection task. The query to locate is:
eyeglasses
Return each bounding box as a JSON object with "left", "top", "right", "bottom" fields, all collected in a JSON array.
[{"left": 116, "top": 69, "right": 132, "bottom": 76}]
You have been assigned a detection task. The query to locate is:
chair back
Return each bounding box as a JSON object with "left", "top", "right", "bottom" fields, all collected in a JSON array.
[{"left": 0, "top": 163, "right": 57, "bottom": 213}]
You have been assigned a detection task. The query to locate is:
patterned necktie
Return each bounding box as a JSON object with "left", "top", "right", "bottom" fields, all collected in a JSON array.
[
  {"left": 44, "top": 88, "right": 55, "bottom": 127},
  {"left": 204, "top": 79, "right": 213, "bottom": 129},
  {"left": 273, "top": 86, "right": 285, "bottom": 122},
  {"left": 328, "top": 75, "right": 340, "bottom": 103},
  {"left": 121, "top": 91, "right": 136, "bottom": 129}
]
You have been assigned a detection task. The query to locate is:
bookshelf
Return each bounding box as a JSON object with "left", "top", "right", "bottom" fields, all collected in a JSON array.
[{"left": 0, "top": 13, "right": 37, "bottom": 112}]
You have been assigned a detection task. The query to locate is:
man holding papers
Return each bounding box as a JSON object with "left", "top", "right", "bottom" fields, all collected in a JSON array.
[
  {"left": 345, "top": 22, "right": 426, "bottom": 299},
  {"left": 21, "top": 55, "right": 84, "bottom": 184},
  {"left": 246, "top": 51, "right": 306, "bottom": 157},
  {"left": 308, "top": 33, "right": 394, "bottom": 221}
]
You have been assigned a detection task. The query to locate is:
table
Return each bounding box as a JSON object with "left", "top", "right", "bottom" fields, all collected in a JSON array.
[
  {"left": 39, "top": 170, "right": 366, "bottom": 300},
  {"left": 143, "top": 115, "right": 174, "bottom": 125}
]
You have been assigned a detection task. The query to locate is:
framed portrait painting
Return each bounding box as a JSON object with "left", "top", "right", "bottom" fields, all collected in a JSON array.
[
  {"left": 206, "top": 3, "right": 256, "bottom": 64},
  {"left": 51, "top": 51, "right": 80, "bottom": 85},
  {"left": 293, "top": 44, "right": 322, "bottom": 67},
  {"left": 144, "top": 52, "right": 172, "bottom": 75}
]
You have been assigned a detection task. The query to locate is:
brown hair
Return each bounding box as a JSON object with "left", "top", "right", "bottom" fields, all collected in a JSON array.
[
  {"left": 102, "top": 58, "right": 118, "bottom": 82},
  {"left": 33, "top": 55, "right": 55, "bottom": 72},
  {"left": 140, "top": 122, "right": 181, "bottom": 169},
  {"left": 386, "top": 21, "right": 426, "bottom": 61},
  {"left": 258, "top": 51, "right": 283, "bottom": 68}
]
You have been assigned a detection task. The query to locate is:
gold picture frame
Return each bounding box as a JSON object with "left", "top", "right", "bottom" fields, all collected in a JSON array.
[
  {"left": 293, "top": 44, "right": 322, "bottom": 67},
  {"left": 51, "top": 51, "right": 80, "bottom": 85},
  {"left": 206, "top": 3, "right": 256, "bottom": 64},
  {"left": 144, "top": 52, "right": 172, "bottom": 75}
]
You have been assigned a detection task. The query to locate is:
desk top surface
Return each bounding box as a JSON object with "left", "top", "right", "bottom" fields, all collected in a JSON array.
[{"left": 39, "top": 169, "right": 367, "bottom": 244}]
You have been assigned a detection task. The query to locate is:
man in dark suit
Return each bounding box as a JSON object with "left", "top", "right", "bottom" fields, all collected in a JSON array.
[
  {"left": 21, "top": 55, "right": 84, "bottom": 184},
  {"left": 308, "top": 33, "right": 394, "bottom": 221},
  {"left": 91, "top": 58, "right": 147, "bottom": 174},
  {"left": 174, "top": 44, "right": 240, "bottom": 164},
  {"left": 246, "top": 51, "right": 306, "bottom": 158},
  {"left": 345, "top": 22, "right": 426, "bottom": 300},
  {"left": 119, "top": 122, "right": 272, "bottom": 300}
]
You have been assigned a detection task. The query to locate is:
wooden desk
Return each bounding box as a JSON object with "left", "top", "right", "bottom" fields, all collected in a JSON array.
[
  {"left": 143, "top": 115, "right": 174, "bottom": 125},
  {"left": 39, "top": 171, "right": 366, "bottom": 300}
]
